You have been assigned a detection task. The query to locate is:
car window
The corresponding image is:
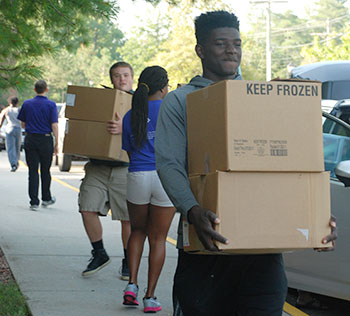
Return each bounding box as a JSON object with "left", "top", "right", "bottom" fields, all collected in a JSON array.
[
  {"left": 323, "top": 114, "right": 350, "bottom": 177},
  {"left": 56, "top": 103, "right": 66, "bottom": 119},
  {"left": 332, "top": 81, "right": 350, "bottom": 99},
  {"left": 323, "top": 118, "right": 350, "bottom": 137}
]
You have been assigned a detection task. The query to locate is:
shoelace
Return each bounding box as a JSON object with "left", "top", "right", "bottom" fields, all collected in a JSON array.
[{"left": 87, "top": 250, "right": 97, "bottom": 263}]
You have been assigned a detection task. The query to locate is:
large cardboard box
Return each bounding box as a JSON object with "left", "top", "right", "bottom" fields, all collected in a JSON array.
[
  {"left": 65, "top": 85, "right": 132, "bottom": 122},
  {"left": 183, "top": 171, "right": 331, "bottom": 254},
  {"left": 63, "top": 119, "right": 128, "bottom": 162},
  {"left": 187, "top": 80, "right": 324, "bottom": 174}
]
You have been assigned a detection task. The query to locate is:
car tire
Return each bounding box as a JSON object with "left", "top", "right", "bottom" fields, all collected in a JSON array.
[{"left": 58, "top": 153, "right": 72, "bottom": 172}]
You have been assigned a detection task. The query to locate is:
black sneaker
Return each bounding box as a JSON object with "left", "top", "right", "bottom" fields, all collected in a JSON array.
[
  {"left": 120, "top": 258, "right": 130, "bottom": 281},
  {"left": 82, "top": 249, "right": 111, "bottom": 277}
]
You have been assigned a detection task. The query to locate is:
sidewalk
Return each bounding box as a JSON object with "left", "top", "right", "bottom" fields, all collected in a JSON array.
[
  {"left": 0, "top": 152, "right": 177, "bottom": 316},
  {"left": 0, "top": 151, "right": 292, "bottom": 316}
]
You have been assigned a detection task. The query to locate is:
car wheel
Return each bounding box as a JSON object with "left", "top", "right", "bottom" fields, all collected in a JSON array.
[{"left": 58, "top": 153, "right": 72, "bottom": 172}]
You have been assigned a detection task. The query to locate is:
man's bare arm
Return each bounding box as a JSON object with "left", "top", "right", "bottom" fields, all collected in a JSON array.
[
  {"left": 0, "top": 108, "right": 7, "bottom": 128},
  {"left": 52, "top": 122, "right": 58, "bottom": 155}
]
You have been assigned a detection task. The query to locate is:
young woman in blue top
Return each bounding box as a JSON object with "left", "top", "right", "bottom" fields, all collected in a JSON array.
[{"left": 122, "top": 66, "right": 175, "bottom": 313}]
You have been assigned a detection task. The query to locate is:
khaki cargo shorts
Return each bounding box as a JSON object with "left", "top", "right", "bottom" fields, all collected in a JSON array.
[{"left": 78, "top": 162, "right": 129, "bottom": 221}]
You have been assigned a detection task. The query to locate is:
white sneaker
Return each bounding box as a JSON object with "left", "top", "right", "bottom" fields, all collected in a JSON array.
[
  {"left": 29, "top": 204, "right": 39, "bottom": 211},
  {"left": 143, "top": 297, "right": 162, "bottom": 313},
  {"left": 42, "top": 196, "right": 56, "bottom": 207}
]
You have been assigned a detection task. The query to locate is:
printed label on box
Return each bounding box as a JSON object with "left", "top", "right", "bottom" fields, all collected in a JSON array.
[
  {"left": 269, "top": 140, "right": 288, "bottom": 156},
  {"left": 66, "top": 93, "right": 76, "bottom": 107},
  {"left": 233, "top": 139, "right": 288, "bottom": 157}
]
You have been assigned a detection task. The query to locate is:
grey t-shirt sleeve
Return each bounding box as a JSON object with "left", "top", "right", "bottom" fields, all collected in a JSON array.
[{"left": 155, "top": 91, "right": 199, "bottom": 217}]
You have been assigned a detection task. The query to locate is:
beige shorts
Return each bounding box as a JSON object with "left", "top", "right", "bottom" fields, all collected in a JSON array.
[{"left": 78, "top": 162, "right": 129, "bottom": 221}]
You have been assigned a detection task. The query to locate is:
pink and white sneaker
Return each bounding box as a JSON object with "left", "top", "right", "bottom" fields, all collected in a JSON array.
[
  {"left": 143, "top": 297, "right": 162, "bottom": 313},
  {"left": 123, "top": 283, "right": 139, "bottom": 306}
]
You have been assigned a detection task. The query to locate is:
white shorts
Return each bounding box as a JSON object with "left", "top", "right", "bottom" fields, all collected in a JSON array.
[{"left": 127, "top": 170, "right": 174, "bottom": 207}]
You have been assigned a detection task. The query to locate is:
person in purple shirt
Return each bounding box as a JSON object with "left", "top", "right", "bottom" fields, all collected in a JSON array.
[
  {"left": 121, "top": 66, "right": 175, "bottom": 313},
  {"left": 18, "top": 80, "right": 58, "bottom": 210}
]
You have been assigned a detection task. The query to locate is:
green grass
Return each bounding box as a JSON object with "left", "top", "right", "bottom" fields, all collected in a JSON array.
[{"left": 0, "top": 281, "right": 31, "bottom": 316}]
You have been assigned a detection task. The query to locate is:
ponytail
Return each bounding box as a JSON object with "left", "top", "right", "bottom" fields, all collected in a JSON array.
[{"left": 131, "top": 66, "right": 168, "bottom": 149}]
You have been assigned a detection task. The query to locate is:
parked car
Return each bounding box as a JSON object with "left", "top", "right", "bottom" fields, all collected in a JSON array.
[
  {"left": 321, "top": 99, "right": 338, "bottom": 114},
  {"left": 291, "top": 60, "right": 350, "bottom": 100},
  {"left": 328, "top": 99, "right": 350, "bottom": 123},
  {"left": 56, "top": 103, "right": 87, "bottom": 171},
  {"left": 284, "top": 111, "right": 350, "bottom": 300}
]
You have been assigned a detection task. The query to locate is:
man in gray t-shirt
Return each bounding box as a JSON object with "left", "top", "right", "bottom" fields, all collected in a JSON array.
[{"left": 155, "top": 11, "right": 337, "bottom": 316}]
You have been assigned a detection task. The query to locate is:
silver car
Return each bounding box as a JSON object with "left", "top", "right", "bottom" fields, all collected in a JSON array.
[
  {"left": 284, "top": 111, "right": 350, "bottom": 300},
  {"left": 55, "top": 103, "right": 87, "bottom": 172}
]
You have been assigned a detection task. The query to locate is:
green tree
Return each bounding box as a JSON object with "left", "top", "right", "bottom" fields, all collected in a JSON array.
[
  {"left": 0, "top": 0, "right": 119, "bottom": 91},
  {"left": 310, "top": 0, "right": 349, "bottom": 35},
  {"left": 241, "top": 8, "right": 266, "bottom": 81},
  {"left": 155, "top": 0, "right": 232, "bottom": 87},
  {"left": 300, "top": 0, "right": 350, "bottom": 63},
  {"left": 117, "top": 12, "right": 170, "bottom": 80},
  {"left": 77, "top": 18, "right": 124, "bottom": 61},
  {"left": 119, "top": 0, "right": 232, "bottom": 87},
  {"left": 301, "top": 23, "right": 350, "bottom": 62},
  {"left": 242, "top": 9, "right": 313, "bottom": 80},
  {"left": 271, "top": 11, "right": 313, "bottom": 78},
  {"left": 16, "top": 44, "right": 115, "bottom": 103}
]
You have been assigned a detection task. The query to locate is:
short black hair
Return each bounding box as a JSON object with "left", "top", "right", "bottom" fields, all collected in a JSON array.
[
  {"left": 195, "top": 11, "right": 240, "bottom": 45},
  {"left": 34, "top": 80, "right": 47, "bottom": 94},
  {"left": 109, "top": 61, "right": 134, "bottom": 82},
  {"left": 10, "top": 97, "right": 19, "bottom": 106}
]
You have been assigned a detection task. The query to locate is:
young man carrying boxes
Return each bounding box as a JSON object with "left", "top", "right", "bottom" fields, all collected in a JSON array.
[
  {"left": 155, "top": 10, "right": 337, "bottom": 316},
  {"left": 64, "top": 62, "right": 134, "bottom": 280}
]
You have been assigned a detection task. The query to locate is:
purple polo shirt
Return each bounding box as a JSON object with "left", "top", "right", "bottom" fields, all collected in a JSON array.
[{"left": 18, "top": 96, "right": 58, "bottom": 134}]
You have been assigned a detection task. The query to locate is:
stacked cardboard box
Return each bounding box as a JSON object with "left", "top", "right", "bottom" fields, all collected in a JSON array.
[
  {"left": 63, "top": 85, "right": 132, "bottom": 161},
  {"left": 185, "top": 79, "right": 331, "bottom": 254}
]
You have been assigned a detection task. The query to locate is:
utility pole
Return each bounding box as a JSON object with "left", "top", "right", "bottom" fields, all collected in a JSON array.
[
  {"left": 326, "top": 18, "right": 330, "bottom": 46},
  {"left": 250, "top": 0, "right": 288, "bottom": 81},
  {"left": 266, "top": 0, "right": 271, "bottom": 81}
]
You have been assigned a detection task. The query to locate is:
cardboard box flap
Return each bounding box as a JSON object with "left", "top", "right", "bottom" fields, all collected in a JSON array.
[
  {"left": 271, "top": 77, "right": 321, "bottom": 84},
  {"left": 65, "top": 85, "right": 132, "bottom": 122}
]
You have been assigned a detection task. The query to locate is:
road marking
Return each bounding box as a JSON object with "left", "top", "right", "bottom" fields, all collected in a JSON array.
[
  {"left": 19, "top": 160, "right": 80, "bottom": 192},
  {"left": 18, "top": 160, "right": 27, "bottom": 167},
  {"left": 166, "top": 236, "right": 177, "bottom": 246},
  {"left": 51, "top": 176, "right": 79, "bottom": 192},
  {"left": 19, "top": 160, "right": 309, "bottom": 316},
  {"left": 283, "top": 302, "right": 309, "bottom": 316},
  {"left": 53, "top": 175, "right": 84, "bottom": 180}
]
